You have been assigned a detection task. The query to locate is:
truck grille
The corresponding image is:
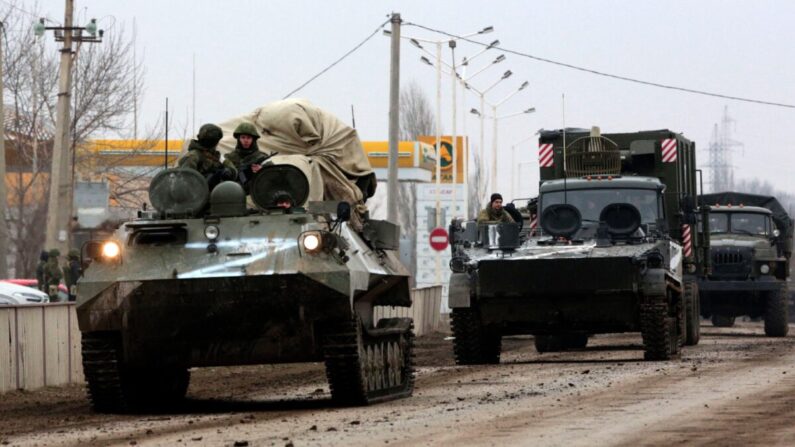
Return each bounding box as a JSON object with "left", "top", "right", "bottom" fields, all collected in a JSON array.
[
  {"left": 713, "top": 251, "right": 743, "bottom": 265},
  {"left": 710, "top": 247, "right": 752, "bottom": 280}
]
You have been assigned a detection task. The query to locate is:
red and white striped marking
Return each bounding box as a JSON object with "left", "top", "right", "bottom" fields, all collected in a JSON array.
[
  {"left": 539, "top": 143, "right": 554, "bottom": 167},
  {"left": 661, "top": 138, "right": 677, "bottom": 163},
  {"left": 682, "top": 224, "right": 693, "bottom": 257},
  {"left": 529, "top": 214, "right": 538, "bottom": 235}
]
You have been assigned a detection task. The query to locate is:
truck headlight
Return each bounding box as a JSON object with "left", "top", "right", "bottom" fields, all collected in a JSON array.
[{"left": 760, "top": 264, "right": 771, "bottom": 275}]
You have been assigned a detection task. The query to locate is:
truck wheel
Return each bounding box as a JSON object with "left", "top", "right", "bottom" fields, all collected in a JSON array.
[
  {"left": 764, "top": 287, "right": 789, "bottom": 337},
  {"left": 640, "top": 291, "right": 681, "bottom": 361},
  {"left": 711, "top": 314, "right": 735, "bottom": 328},
  {"left": 534, "top": 335, "right": 565, "bottom": 353},
  {"left": 451, "top": 307, "right": 501, "bottom": 364},
  {"left": 684, "top": 279, "right": 701, "bottom": 346}
]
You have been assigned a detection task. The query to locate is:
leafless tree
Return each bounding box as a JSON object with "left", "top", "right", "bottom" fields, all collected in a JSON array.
[
  {"left": 1, "top": 3, "right": 146, "bottom": 276},
  {"left": 468, "top": 144, "right": 489, "bottom": 214},
  {"left": 400, "top": 80, "right": 436, "bottom": 141}
]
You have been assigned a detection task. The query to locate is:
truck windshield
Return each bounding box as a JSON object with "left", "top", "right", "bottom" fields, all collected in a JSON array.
[
  {"left": 709, "top": 212, "right": 771, "bottom": 236},
  {"left": 541, "top": 188, "right": 661, "bottom": 224}
]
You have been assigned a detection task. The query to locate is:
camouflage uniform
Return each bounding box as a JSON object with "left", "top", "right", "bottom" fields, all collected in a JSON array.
[
  {"left": 35, "top": 250, "right": 49, "bottom": 292},
  {"left": 63, "top": 249, "right": 82, "bottom": 302},
  {"left": 476, "top": 207, "right": 515, "bottom": 224},
  {"left": 45, "top": 249, "right": 63, "bottom": 301},
  {"left": 178, "top": 124, "right": 237, "bottom": 189},
  {"left": 226, "top": 123, "right": 270, "bottom": 191}
]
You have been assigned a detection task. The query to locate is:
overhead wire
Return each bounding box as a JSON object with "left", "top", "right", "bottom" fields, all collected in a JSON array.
[
  {"left": 283, "top": 18, "right": 391, "bottom": 99},
  {"left": 404, "top": 21, "right": 795, "bottom": 110}
]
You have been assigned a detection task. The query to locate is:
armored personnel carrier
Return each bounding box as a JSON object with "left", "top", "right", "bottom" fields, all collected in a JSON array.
[
  {"left": 449, "top": 128, "right": 710, "bottom": 362},
  {"left": 697, "top": 193, "right": 792, "bottom": 335},
  {"left": 77, "top": 101, "right": 414, "bottom": 412}
]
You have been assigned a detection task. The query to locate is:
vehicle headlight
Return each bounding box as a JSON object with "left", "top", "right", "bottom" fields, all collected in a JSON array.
[
  {"left": 760, "top": 264, "right": 771, "bottom": 274},
  {"left": 204, "top": 225, "right": 220, "bottom": 240},
  {"left": 301, "top": 231, "right": 323, "bottom": 254},
  {"left": 102, "top": 241, "right": 121, "bottom": 259}
]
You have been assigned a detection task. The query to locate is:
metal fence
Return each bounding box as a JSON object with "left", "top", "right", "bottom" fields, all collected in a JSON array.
[
  {"left": 0, "top": 303, "right": 83, "bottom": 394},
  {"left": 375, "top": 285, "right": 443, "bottom": 336},
  {"left": 1, "top": 285, "right": 443, "bottom": 394}
]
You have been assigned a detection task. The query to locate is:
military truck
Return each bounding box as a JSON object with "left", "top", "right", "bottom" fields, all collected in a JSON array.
[
  {"left": 77, "top": 102, "right": 415, "bottom": 412},
  {"left": 448, "top": 128, "right": 709, "bottom": 362},
  {"left": 697, "top": 192, "right": 792, "bottom": 335}
]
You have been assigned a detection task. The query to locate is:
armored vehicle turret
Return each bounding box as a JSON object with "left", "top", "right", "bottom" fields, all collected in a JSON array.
[{"left": 76, "top": 102, "right": 415, "bottom": 412}]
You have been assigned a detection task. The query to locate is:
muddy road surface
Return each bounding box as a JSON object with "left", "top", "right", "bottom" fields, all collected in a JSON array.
[{"left": 3, "top": 321, "right": 795, "bottom": 446}]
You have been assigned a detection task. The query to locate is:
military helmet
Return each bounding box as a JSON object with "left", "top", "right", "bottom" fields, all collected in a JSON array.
[
  {"left": 48, "top": 248, "right": 61, "bottom": 257},
  {"left": 197, "top": 123, "right": 223, "bottom": 148},
  {"left": 233, "top": 122, "right": 260, "bottom": 140},
  {"left": 68, "top": 249, "right": 80, "bottom": 259}
]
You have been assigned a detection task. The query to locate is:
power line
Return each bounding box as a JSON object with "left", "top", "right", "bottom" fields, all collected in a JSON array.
[
  {"left": 0, "top": 0, "right": 60, "bottom": 25},
  {"left": 405, "top": 21, "right": 795, "bottom": 110},
  {"left": 283, "top": 18, "right": 390, "bottom": 99}
]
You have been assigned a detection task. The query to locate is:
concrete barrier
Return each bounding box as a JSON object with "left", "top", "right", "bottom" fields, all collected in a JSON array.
[
  {"left": 374, "top": 285, "right": 443, "bottom": 336},
  {"left": 0, "top": 303, "right": 83, "bottom": 394}
]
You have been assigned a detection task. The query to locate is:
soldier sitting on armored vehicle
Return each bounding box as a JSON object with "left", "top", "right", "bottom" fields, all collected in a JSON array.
[
  {"left": 178, "top": 123, "right": 237, "bottom": 191},
  {"left": 226, "top": 122, "right": 271, "bottom": 192},
  {"left": 477, "top": 193, "right": 515, "bottom": 224}
]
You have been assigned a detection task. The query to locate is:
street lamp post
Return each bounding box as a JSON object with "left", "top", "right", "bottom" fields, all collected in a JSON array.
[{"left": 490, "top": 81, "right": 530, "bottom": 193}]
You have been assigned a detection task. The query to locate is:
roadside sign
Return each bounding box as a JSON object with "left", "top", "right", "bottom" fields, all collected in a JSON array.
[{"left": 429, "top": 227, "right": 449, "bottom": 251}]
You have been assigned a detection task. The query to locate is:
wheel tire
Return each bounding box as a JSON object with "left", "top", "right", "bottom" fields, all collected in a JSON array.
[
  {"left": 451, "top": 307, "right": 501, "bottom": 364},
  {"left": 534, "top": 335, "right": 565, "bottom": 353},
  {"left": 711, "top": 314, "right": 736, "bottom": 328},
  {"left": 684, "top": 279, "right": 701, "bottom": 346},
  {"left": 640, "top": 291, "right": 681, "bottom": 361},
  {"left": 764, "top": 286, "right": 789, "bottom": 337}
]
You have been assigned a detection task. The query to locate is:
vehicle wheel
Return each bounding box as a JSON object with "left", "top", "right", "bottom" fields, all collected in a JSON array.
[
  {"left": 764, "top": 286, "right": 789, "bottom": 337},
  {"left": 640, "top": 290, "right": 681, "bottom": 361},
  {"left": 82, "top": 332, "right": 190, "bottom": 413},
  {"left": 450, "top": 307, "right": 501, "bottom": 364},
  {"left": 684, "top": 279, "right": 701, "bottom": 346},
  {"left": 711, "top": 314, "right": 735, "bottom": 328},
  {"left": 534, "top": 335, "right": 565, "bottom": 353},
  {"left": 324, "top": 317, "right": 415, "bottom": 406}
]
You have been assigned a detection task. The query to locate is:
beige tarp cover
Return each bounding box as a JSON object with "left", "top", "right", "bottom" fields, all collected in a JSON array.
[{"left": 217, "top": 99, "right": 375, "bottom": 214}]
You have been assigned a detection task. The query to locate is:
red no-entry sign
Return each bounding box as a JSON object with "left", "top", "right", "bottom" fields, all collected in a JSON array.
[{"left": 429, "top": 227, "right": 449, "bottom": 251}]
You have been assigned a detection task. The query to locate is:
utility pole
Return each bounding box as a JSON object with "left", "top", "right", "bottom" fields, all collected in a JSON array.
[
  {"left": 386, "top": 12, "right": 401, "bottom": 224},
  {"left": 38, "top": 3, "right": 102, "bottom": 254},
  {"left": 0, "top": 21, "right": 9, "bottom": 279},
  {"left": 44, "top": 0, "right": 75, "bottom": 254}
]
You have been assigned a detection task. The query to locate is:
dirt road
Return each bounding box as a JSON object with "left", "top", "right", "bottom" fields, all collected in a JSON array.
[{"left": 3, "top": 321, "right": 795, "bottom": 446}]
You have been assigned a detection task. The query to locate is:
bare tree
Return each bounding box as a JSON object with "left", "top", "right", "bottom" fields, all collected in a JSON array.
[
  {"left": 468, "top": 144, "right": 489, "bottom": 214},
  {"left": 1, "top": 3, "right": 146, "bottom": 276},
  {"left": 400, "top": 80, "right": 435, "bottom": 141}
]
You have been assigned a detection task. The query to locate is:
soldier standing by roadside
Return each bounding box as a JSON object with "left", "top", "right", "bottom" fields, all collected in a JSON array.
[
  {"left": 45, "top": 249, "right": 63, "bottom": 302},
  {"left": 35, "top": 250, "right": 49, "bottom": 292},
  {"left": 63, "top": 249, "right": 82, "bottom": 302}
]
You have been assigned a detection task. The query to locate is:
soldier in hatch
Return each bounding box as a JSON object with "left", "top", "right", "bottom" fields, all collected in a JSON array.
[
  {"left": 178, "top": 123, "right": 237, "bottom": 190},
  {"left": 477, "top": 193, "right": 515, "bottom": 224},
  {"left": 226, "top": 123, "right": 271, "bottom": 192}
]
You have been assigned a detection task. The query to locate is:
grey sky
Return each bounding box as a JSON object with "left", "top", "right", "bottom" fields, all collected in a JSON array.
[{"left": 30, "top": 0, "right": 795, "bottom": 199}]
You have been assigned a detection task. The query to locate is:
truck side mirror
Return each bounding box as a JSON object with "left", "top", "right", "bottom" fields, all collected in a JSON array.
[{"left": 336, "top": 202, "right": 351, "bottom": 223}]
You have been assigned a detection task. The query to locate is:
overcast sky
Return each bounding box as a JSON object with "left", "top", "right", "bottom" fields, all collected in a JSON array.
[{"left": 29, "top": 0, "right": 795, "bottom": 199}]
